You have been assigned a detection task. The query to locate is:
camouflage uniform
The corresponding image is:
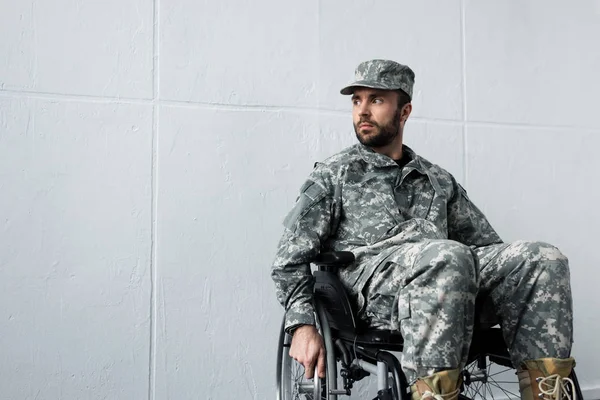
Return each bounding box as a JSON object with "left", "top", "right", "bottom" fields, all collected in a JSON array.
[{"left": 271, "top": 60, "right": 573, "bottom": 384}]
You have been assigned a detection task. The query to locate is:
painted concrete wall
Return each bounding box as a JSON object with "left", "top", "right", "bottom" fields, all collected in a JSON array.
[{"left": 1, "top": 0, "right": 598, "bottom": 399}]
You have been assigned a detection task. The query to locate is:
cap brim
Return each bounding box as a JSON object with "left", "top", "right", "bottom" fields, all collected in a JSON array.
[{"left": 340, "top": 80, "right": 397, "bottom": 95}]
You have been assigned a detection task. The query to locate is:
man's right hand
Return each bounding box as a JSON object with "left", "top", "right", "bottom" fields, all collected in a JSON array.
[{"left": 289, "top": 324, "right": 326, "bottom": 379}]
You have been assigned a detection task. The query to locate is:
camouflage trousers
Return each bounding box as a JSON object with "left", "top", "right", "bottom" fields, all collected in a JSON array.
[{"left": 360, "top": 239, "right": 573, "bottom": 384}]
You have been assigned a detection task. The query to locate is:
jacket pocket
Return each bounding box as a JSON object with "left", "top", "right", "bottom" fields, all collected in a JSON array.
[
  {"left": 283, "top": 180, "right": 327, "bottom": 231},
  {"left": 391, "top": 292, "right": 410, "bottom": 331}
]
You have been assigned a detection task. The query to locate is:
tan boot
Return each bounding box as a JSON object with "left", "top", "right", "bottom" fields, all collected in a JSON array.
[
  {"left": 410, "top": 369, "right": 462, "bottom": 400},
  {"left": 518, "top": 358, "right": 576, "bottom": 400}
]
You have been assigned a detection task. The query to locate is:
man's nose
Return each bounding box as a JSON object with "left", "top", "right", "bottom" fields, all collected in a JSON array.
[{"left": 358, "top": 103, "right": 370, "bottom": 116}]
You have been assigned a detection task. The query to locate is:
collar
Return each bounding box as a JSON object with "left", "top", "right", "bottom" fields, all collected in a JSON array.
[{"left": 357, "top": 143, "right": 428, "bottom": 174}]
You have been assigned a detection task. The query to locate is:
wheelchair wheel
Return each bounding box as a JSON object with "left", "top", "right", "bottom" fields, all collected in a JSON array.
[
  {"left": 460, "top": 352, "right": 520, "bottom": 400},
  {"left": 276, "top": 307, "right": 337, "bottom": 400}
]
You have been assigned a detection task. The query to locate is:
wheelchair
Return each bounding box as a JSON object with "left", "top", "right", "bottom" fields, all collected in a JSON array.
[{"left": 276, "top": 251, "right": 584, "bottom": 400}]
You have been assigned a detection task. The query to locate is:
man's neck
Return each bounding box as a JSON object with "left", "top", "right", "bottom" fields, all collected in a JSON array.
[{"left": 370, "top": 135, "right": 404, "bottom": 161}]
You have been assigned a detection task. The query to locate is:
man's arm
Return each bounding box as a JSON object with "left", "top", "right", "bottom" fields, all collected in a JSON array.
[
  {"left": 271, "top": 167, "right": 335, "bottom": 332},
  {"left": 447, "top": 177, "right": 503, "bottom": 247},
  {"left": 271, "top": 167, "right": 335, "bottom": 379}
]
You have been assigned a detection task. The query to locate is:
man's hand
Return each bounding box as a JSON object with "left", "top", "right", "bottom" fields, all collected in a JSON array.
[{"left": 289, "top": 325, "right": 326, "bottom": 379}]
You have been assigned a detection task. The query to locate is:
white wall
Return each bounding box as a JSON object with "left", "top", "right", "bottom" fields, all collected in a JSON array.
[{"left": 0, "top": 0, "right": 598, "bottom": 399}]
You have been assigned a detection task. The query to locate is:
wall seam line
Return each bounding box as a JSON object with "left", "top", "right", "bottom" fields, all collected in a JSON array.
[
  {"left": 2, "top": 94, "right": 600, "bottom": 132},
  {"left": 148, "top": 0, "right": 160, "bottom": 397},
  {"left": 460, "top": 0, "right": 469, "bottom": 187}
]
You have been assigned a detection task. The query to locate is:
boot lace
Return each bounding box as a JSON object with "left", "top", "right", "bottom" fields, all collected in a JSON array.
[
  {"left": 421, "top": 388, "right": 460, "bottom": 400},
  {"left": 538, "top": 374, "right": 576, "bottom": 400}
]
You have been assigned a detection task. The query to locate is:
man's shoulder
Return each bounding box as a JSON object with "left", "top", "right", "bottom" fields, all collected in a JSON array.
[
  {"left": 415, "top": 153, "right": 446, "bottom": 174},
  {"left": 319, "top": 144, "right": 363, "bottom": 166},
  {"left": 412, "top": 151, "right": 457, "bottom": 187},
  {"left": 312, "top": 144, "right": 364, "bottom": 174},
  {"left": 299, "top": 145, "right": 365, "bottom": 192}
]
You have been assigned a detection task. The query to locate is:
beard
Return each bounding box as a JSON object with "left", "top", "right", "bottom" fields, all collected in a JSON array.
[{"left": 354, "top": 110, "right": 401, "bottom": 148}]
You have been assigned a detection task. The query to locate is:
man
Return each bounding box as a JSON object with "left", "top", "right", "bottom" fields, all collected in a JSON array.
[{"left": 271, "top": 59, "right": 575, "bottom": 400}]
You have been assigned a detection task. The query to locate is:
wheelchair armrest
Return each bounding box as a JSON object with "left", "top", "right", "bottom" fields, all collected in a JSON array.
[{"left": 313, "top": 251, "right": 355, "bottom": 271}]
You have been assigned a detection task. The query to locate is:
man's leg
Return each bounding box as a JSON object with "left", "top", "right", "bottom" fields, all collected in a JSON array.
[
  {"left": 475, "top": 240, "right": 575, "bottom": 400},
  {"left": 362, "top": 239, "right": 479, "bottom": 399}
]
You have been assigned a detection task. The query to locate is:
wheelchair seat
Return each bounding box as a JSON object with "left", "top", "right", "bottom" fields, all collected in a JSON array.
[
  {"left": 313, "top": 252, "right": 404, "bottom": 352},
  {"left": 312, "top": 251, "right": 500, "bottom": 353},
  {"left": 335, "top": 328, "right": 404, "bottom": 351}
]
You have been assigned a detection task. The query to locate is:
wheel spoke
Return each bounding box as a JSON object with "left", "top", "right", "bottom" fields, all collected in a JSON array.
[
  {"left": 489, "top": 384, "right": 496, "bottom": 400},
  {"left": 467, "top": 385, "right": 477, "bottom": 399},
  {"left": 461, "top": 354, "right": 523, "bottom": 400},
  {"left": 483, "top": 378, "right": 487, "bottom": 400},
  {"left": 468, "top": 362, "right": 476, "bottom": 373},
  {"left": 462, "top": 385, "right": 472, "bottom": 398},
  {"left": 469, "top": 381, "right": 485, "bottom": 399},
  {"left": 487, "top": 380, "right": 520, "bottom": 399},
  {"left": 486, "top": 361, "right": 519, "bottom": 400},
  {"left": 488, "top": 367, "right": 513, "bottom": 378}
]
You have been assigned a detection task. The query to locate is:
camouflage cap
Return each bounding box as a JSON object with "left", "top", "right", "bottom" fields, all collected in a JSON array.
[{"left": 340, "top": 59, "right": 415, "bottom": 98}]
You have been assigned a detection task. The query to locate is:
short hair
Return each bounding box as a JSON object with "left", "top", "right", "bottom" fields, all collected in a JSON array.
[{"left": 396, "top": 90, "right": 411, "bottom": 108}]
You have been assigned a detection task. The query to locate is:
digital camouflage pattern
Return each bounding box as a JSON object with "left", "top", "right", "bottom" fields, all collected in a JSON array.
[
  {"left": 271, "top": 144, "right": 499, "bottom": 330},
  {"left": 475, "top": 242, "right": 573, "bottom": 368},
  {"left": 271, "top": 143, "right": 574, "bottom": 382},
  {"left": 340, "top": 59, "right": 416, "bottom": 98},
  {"left": 362, "top": 239, "right": 573, "bottom": 382},
  {"left": 362, "top": 239, "right": 479, "bottom": 383}
]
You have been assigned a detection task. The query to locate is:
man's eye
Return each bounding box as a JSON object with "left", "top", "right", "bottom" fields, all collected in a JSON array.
[
  {"left": 373, "top": 98, "right": 383, "bottom": 104},
  {"left": 352, "top": 100, "right": 361, "bottom": 106}
]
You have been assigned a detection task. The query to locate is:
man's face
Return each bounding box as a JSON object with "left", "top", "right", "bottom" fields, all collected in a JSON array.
[{"left": 352, "top": 88, "right": 403, "bottom": 148}]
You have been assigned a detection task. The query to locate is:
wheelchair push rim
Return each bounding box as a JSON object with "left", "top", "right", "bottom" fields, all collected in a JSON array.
[{"left": 277, "top": 316, "right": 333, "bottom": 400}]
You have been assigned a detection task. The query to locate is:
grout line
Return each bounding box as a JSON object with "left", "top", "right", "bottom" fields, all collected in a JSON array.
[
  {"left": 155, "top": 101, "right": 465, "bottom": 126},
  {"left": 316, "top": 0, "right": 321, "bottom": 133},
  {"left": 412, "top": 116, "right": 462, "bottom": 125},
  {"left": 160, "top": 99, "right": 324, "bottom": 112},
  {"left": 31, "top": 2, "right": 38, "bottom": 90},
  {"left": 148, "top": 0, "right": 160, "bottom": 397},
  {"left": 464, "top": 120, "right": 600, "bottom": 132},
  {"left": 460, "top": 0, "right": 468, "bottom": 124},
  {"left": 0, "top": 88, "right": 153, "bottom": 104},
  {"left": 0, "top": 88, "right": 463, "bottom": 123},
  {"left": 460, "top": 0, "right": 469, "bottom": 187},
  {"left": 2, "top": 89, "right": 600, "bottom": 133}
]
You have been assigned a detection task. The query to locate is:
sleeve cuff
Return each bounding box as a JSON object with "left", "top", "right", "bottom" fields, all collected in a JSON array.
[{"left": 284, "top": 301, "right": 316, "bottom": 333}]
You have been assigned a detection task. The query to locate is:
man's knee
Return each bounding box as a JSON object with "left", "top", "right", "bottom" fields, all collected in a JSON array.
[
  {"left": 502, "top": 241, "right": 571, "bottom": 288},
  {"left": 417, "top": 240, "right": 479, "bottom": 285},
  {"left": 507, "top": 240, "right": 569, "bottom": 265}
]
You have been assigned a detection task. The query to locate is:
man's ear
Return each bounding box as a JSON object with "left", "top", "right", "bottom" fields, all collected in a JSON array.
[{"left": 401, "top": 103, "right": 413, "bottom": 123}]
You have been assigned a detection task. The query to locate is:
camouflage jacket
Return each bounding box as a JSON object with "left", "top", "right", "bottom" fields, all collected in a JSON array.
[{"left": 271, "top": 143, "right": 502, "bottom": 332}]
